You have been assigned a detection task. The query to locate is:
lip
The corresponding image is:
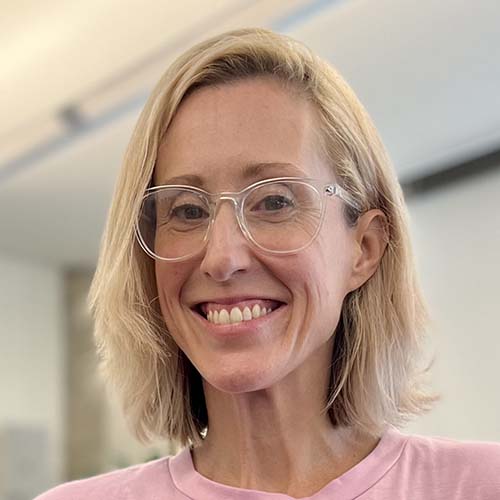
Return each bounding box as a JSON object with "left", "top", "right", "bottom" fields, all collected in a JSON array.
[
  {"left": 190, "top": 302, "right": 288, "bottom": 340},
  {"left": 189, "top": 296, "right": 288, "bottom": 308}
]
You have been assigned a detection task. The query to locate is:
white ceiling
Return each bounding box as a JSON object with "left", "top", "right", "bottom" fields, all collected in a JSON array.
[{"left": 1, "top": 0, "right": 499, "bottom": 267}]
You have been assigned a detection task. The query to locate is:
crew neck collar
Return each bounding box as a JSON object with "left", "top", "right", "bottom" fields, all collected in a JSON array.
[{"left": 168, "top": 426, "right": 408, "bottom": 499}]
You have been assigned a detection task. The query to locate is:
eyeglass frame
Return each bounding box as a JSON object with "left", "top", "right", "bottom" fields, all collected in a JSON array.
[{"left": 135, "top": 176, "right": 362, "bottom": 262}]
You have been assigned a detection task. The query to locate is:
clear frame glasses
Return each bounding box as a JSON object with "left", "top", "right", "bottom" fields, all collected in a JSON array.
[{"left": 135, "top": 176, "right": 361, "bottom": 262}]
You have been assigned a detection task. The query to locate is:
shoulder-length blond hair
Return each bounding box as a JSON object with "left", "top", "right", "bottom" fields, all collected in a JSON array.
[{"left": 89, "top": 27, "right": 436, "bottom": 448}]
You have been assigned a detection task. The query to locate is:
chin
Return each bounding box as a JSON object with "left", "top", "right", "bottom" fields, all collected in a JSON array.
[{"left": 202, "top": 361, "right": 282, "bottom": 394}]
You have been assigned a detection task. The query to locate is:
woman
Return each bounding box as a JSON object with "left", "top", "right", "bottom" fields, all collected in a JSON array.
[{"left": 38, "top": 28, "right": 500, "bottom": 499}]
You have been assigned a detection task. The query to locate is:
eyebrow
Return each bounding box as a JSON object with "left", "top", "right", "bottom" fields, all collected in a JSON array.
[{"left": 158, "top": 162, "right": 307, "bottom": 187}]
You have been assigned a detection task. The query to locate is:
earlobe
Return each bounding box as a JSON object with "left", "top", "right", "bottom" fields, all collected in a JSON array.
[{"left": 348, "top": 209, "right": 388, "bottom": 292}]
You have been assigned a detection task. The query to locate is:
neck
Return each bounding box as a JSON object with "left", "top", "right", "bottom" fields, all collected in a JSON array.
[{"left": 190, "top": 341, "right": 381, "bottom": 497}]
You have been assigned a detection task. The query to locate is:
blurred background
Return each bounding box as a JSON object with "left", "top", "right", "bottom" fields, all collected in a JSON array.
[{"left": 1, "top": 0, "right": 499, "bottom": 498}]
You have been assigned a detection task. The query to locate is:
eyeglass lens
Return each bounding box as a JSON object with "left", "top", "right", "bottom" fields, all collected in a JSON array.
[{"left": 137, "top": 181, "right": 323, "bottom": 259}]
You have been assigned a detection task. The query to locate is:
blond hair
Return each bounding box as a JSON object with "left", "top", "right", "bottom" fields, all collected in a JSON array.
[{"left": 89, "top": 28, "right": 436, "bottom": 448}]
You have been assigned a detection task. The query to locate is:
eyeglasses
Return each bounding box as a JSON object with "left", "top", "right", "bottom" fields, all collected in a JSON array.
[{"left": 136, "top": 176, "right": 361, "bottom": 262}]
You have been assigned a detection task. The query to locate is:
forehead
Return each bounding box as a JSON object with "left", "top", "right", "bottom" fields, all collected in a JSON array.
[{"left": 155, "top": 78, "right": 330, "bottom": 189}]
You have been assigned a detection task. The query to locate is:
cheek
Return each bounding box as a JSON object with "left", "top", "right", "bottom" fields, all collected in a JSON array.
[
  {"left": 155, "top": 262, "right": 175, "bottom": 307},
  {"left": 318, "top": 217, "right": 354, "bottom": 287},
  {"left": 154, "top": 262, "right": 191, "bottom": 342},
  {"left": 155, "top": 260, "right": 192, "bottom": 296},
  {"left": 302, "top": 232, "right": 352, "bottom": 327}
]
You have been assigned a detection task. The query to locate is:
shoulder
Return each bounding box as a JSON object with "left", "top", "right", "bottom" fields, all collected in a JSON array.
[
  {"left": 34, "top": 456, "right": 171, "bottom": 500},
  {"left": 399, "top": 431, "right": 500, "bottom": 498},
  {"left": 404, "top": 431, "right": 500, "bottom": 467}
]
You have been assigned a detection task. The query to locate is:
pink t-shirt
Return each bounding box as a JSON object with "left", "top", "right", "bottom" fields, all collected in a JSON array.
[{"left": 35, "top": 427, "right": 500, "bottom": 499}]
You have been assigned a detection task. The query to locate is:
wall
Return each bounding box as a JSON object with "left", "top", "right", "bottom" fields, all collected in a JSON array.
[
  {"left": 405, "top": 167, "right": 500, "bottom": 441},
  {"left": 0, "top": 254, "right": 64, "bottom": 496}
]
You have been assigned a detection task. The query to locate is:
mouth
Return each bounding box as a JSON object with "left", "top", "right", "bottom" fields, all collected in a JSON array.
[{"left": 191, "top": 299, "right": 287, "bottom": 325}]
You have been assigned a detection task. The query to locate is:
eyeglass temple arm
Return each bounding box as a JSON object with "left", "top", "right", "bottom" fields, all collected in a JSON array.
[{"left": 328, "top": 184, "right": 363, "bottom": 213}]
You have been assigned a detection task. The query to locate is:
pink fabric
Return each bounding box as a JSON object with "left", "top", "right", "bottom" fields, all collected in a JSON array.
[{"left": 35, "top": 427, "right": 500, "bottom": 499}]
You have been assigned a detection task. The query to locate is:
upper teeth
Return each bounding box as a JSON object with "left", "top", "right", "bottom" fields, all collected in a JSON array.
[{"left": 207, "top": 303, "right": 272, "bottom": 325}]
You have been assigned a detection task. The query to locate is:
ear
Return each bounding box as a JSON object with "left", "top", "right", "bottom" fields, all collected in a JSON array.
[{"left": 346, "top": 209, "right": 389, "bottom": 293}]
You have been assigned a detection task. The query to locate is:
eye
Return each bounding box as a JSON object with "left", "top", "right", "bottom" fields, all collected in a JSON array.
[
  {"left": 171, "top": 204, "right": 209, "bottom": 221},
  {"left": 253, "top": 195, "right": 294, "bottom": 212}
]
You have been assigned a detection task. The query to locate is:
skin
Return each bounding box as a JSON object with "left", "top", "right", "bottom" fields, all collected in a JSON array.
[{"left": 154, "top": 77, "right": 388, "bottom": 497}]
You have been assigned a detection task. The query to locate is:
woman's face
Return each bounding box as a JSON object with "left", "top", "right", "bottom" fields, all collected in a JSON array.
[{"left": 155, "top": 78, "right": 359, "bottom": 393}]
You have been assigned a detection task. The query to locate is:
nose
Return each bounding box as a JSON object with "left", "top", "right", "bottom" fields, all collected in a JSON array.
[{"left": 199, "top": 201, "right": 253, "bottom": 282}]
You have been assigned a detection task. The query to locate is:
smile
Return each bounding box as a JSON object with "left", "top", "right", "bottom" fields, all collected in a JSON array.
[
  {"left": 193, "top": 298, "right": 286, "bottom": 326},
  {"left": 208, "top": 303, "right": 278, "bottom": 324}
]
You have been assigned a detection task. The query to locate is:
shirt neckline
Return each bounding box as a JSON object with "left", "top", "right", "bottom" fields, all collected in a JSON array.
[{"left": 168, "top": 426, "right": 408, "bottom": 500}]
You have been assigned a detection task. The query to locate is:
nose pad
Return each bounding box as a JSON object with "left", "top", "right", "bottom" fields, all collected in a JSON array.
[{"left": 207, "top": 203, "right": 246, "bottom": 247}]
